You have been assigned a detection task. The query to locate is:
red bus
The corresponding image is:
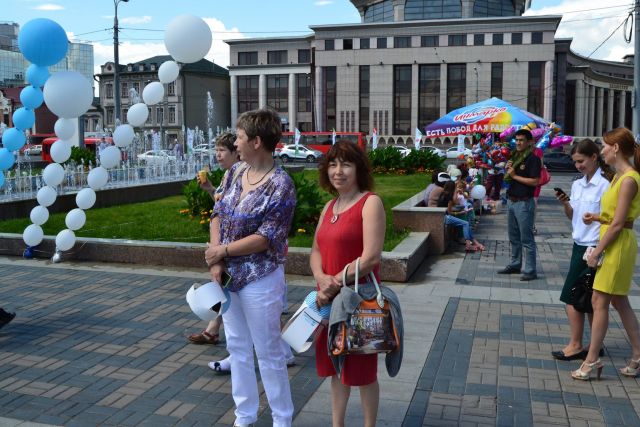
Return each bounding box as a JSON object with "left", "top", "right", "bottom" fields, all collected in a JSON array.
[
  {"left": 41, "top": 136, "right": 113, "bottom": 163},
  {"left": 278, "top": 131, "right": 366, "bottom": 154}
]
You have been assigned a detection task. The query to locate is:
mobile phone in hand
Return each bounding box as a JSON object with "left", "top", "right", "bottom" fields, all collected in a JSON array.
[
  {"left": 554, "top": 187, "right": 569, "bottom": 200},
  {"left": 221, "top": 271, "right": 232, "bottom": 288}
]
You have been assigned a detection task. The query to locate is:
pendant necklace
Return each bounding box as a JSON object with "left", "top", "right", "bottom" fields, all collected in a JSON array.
[
  {"left": 330, "top": 192, "right": 359, "bottom": 224},
  {"left": 247, "top": 162, "right": 275, "bottom": 186}
]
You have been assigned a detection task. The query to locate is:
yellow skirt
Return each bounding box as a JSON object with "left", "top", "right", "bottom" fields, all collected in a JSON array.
[{"left": 592, "top": 226, "right": 637, "bottom": 296}]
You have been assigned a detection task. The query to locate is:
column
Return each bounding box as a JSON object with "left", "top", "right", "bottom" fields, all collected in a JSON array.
[
  {"left": 607, "top": 89, "right": 614, "bottom": 131},
  {"left": 619, "top": 91, "right": 626, "bottom": 127},
  {"left": 439, "top": 63, "right": 447, "bottom": 117},
  {"left": 543, "top": 61, "right": 554, "bottom": 121},
  {"left": 288, "top": 73, "right": 296, "bottom": 131},
  {"left": 575, "top": 79, "right": 584, "bottom": 136},
  {"left": 315, "top": 66, "right": 324, "bottom": 132},
  {"left": 595, "top": 87, "right": 603, "bottom": 136},
  {"left": 230, "top": 75, "right": 238, "bottom": 127},
  {"left": 586, "top": 85, "right": 596, "bottom": 136},
  {"left": 259, "top": 74, "right": 266, "bottom": 109},
  {"left": 410, "top": 63, "right": 419, "bottom": 137}
]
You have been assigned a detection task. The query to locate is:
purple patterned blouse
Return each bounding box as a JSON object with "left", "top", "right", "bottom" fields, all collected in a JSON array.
[{"left": 212, "top": 162, "right": 296, "bottom": 291}]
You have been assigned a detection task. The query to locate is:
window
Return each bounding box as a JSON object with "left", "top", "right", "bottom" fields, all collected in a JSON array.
[
  {"left": 121, "top": 82, "right": 128, "bottom": 98},
  {"left": 377, "top": 37, "right": 387, "bottom": 48},
  {"left": 238, "top": 51, "right": 258, "bottom": 65},
  {"left": 106, "top": 107, "right": 114, "bottom": 124},
  {"left": 168, "top": 82, "right": 175, "bottom": 96},
  {"left": 527, "top": 61, "right": 544, "bottom": 116},
  {"left": 122, "top": 108, "right": 128, "bottom": 120},
  {"left": 360, "top": 66, "right": 370, "bottom": 134},
  {"left": 418, "top": 64, "right": 440, "bottom": 128},
  {"left": 324, "top": 67, "right": 337, "bottom": 131},
  {"left": 447, "top": 63, "right": 466, "bottom": 111},
  {"left": 405, "top": 0, "right": 462, "bottom": 20},
  {"left": 325, "top": 39, "right": 334, "bottom": 51},
  {"left": 474, "top": 34, "right": 485, "bottom": 46},
  {"left": 364, "top": 0, "right": 394, "bottom": 22},
  {"left": 297, "top": 74, "right": 311, "bottom": 113},
  {"left": 131, "top": 82, "right": 140, "bottom": 97},
  {"left": 394, "top": 37, "right": 411, "bottom": 48},
  {"left": 393, "top": 65, "right": 412, "bottom": 135},
  {"left": 298, "top": 49, "right": 311, "bottom": 63},
  {"left": 267, "top": 50, "right": 287, "bottom": 65},
  {"left": 238, "top": 75, "right": 259, "bottom": 114},
  {"left": 511, "top": 32, "right": 523, "bottom": 45},
  {"left": 448, "top": 34, "right": 466, "bottom": 46},
  {"left": 343, "top": 39, "right": 353, "bottom": 50},
  {"left": 156, "top": 107, "right": 164, "bottom": 124},
  {"left": 360, "top": 38, "right": 370, "bottom": 49},
  {"left": 106, "top": 83, "right": 113, "bottom": 99},
  {"left": 491, "top": 62, "right": 503, "bottom": 99},
  {"left": 266, "top": 74, "right": 288, "bottom": 112},
  {"left": 421, "top": 35, "right": 439, "bottom": 47},
  {"left": 169, "top": 106, "right": 176, "bottom": 123},
  {"left": 531, "top": 32, "right": 543, "bottom": 44},
  {"left": 473, "top": 0, "right": 516, "bottom": 17},
  {"left": 492, "top": 33, "right": 503, "bottom": 45}
]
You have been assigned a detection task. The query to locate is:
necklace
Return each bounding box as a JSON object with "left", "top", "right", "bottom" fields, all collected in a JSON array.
[
  {"left": 246, "top": 162, "right": 275, "bottom": 186},
  {"left": 330, "top": 192, "right": 361, "bottom": 224}
]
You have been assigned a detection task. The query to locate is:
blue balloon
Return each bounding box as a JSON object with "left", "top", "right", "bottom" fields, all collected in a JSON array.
[
  {"left": 0, "top": 171, "right": 4, "bottom": 188},
  {"left": 18, "top": 18, "right": 68, "bottom": 66},
  {"left": 26, "top": 64, "right": 50, "bottom": 87},
  {"left": 0, "top": 148, "right": 15, "bottom": 170},
  {"left": 20, "top": 86, "right": 43, "bottom": 109},
  {"left": 2, "top": 128, "right": 26, "bottom": 151},
  {"left": 12, "top": 108, "right": 35, "bottom": 131}
]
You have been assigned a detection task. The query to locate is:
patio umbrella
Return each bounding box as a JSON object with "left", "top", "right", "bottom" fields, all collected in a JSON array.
[{"left": 424, "top": 97, "right": 549, "bottom": 138}]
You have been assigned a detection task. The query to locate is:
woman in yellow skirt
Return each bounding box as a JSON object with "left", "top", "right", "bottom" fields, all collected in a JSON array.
[{"left": 572, "top": 127, "right": 640, "bottom": 380}]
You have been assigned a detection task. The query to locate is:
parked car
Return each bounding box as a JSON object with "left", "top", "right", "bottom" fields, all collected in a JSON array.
[
  {"left": 543, "top": 151, "right": 577, "bottom": 172},
  {"left": 446, "top": 147, "right": 473, "bottom": 159},
  {"left": 23, "top": 144, "right": 42, "bottom": 156},
  {"left": 137, "top": 150, "right": 176, "bottom": 165},
  {"left": 391, "top": 145, "right": 412, "bottom": 157},
  {"left": 278, "top": 144, "right": 323, "bottom": 163},
  {"left": 420, "top": 145, "right": 446, "bottom": 158},
  {"left": 193, "top": 144, "right": 215, "bottom": 155}
]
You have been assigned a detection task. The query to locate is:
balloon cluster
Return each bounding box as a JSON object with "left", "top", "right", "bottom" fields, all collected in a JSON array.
[
  {"left": 500, "top": 122, "right": 573, "bottom": 152},
  {"left": 469, "top": 133, "right": 512, "bottom": 170},
  {"left": 20, "top": 15, "right": 213, "bottom": 259}
]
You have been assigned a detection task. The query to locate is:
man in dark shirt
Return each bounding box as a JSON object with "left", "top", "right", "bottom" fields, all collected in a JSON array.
[{"left": 498, "top": 129, "right": 541, "bottom": 281}]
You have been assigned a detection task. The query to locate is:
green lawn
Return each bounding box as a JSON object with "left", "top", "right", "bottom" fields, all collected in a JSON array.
[{"left": 0, "top": 171, "right": 429, "bottom": 251}]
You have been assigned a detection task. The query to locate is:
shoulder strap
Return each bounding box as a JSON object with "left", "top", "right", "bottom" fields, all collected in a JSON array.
[{"left": 230, "top": 163, "right": 248, "bottom": 187}]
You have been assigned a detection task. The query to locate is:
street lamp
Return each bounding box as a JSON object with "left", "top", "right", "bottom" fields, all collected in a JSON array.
[{"left": 113, "top": 0, "right": 130, "bottom": 124}]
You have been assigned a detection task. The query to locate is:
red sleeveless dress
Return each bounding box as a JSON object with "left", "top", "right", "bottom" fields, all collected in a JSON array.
[{"left": 315, "top": 192, "right": 379, "bottom": 386}]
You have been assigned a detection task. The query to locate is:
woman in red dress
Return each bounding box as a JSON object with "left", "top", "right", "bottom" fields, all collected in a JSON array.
[{"left": 310, "top": 140, "right": 386, "bottom": 427}]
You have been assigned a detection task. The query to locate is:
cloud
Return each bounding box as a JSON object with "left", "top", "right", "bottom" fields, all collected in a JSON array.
[
  {"left": 525, "top": 1, "right": 633, "bottom": 61},
  {"left": 315, "top": 0, "right": 333, "bottom": 5},
  {"left": 31, "top": 3, "right": 64, "bottom": 10},
  {"left": 120, "top": 16, "right": 153, "bottom": 25}
]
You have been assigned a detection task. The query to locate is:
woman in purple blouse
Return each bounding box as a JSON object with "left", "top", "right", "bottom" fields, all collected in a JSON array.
[{"left": 204, "top": 109, "right": 296, "bottom": 427}]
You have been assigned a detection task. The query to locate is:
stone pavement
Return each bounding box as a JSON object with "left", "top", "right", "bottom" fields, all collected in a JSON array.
[{"left": 2, "top": 172, "right": 640, "bottom": 426}]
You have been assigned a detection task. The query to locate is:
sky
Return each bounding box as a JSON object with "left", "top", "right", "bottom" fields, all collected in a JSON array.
[{"left": 5, "top": 0, "right": 637, "bottom": 75}]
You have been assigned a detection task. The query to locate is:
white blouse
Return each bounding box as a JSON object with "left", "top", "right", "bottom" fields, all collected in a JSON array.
[{"left": 569, "top": 168, "right": 609, "bottom": 246}]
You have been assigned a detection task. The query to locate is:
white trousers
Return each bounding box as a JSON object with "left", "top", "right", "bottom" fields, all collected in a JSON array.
[{"left": 222, "top": 266, "right": 293, "bottom": 427}]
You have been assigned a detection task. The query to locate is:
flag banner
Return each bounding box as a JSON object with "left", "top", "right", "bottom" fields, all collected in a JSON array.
[
  {"left": 372, "top": 128, "right": 378, "bottom": 150},
  {"left": 332, "top": 128, "right": 336, "bottom": 145},
  {"left": 415, "top": 128, "right": 422, "bottom": 150}
]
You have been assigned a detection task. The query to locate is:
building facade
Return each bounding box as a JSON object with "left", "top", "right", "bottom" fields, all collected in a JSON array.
[
  {"left": 97, "top": 56, "right": 230, "bottom": 146},
  {"left": 226, "top": 0, "right": 634, "bottom": 139}
]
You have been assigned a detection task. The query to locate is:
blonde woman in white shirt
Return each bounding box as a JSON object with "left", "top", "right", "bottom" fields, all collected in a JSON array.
[{"left": 551, "top": 139, "right": 612, "bottom": 361}]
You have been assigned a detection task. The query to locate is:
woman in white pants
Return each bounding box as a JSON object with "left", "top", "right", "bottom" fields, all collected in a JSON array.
[{"left": 205, "top": 109, "right": 296, "bottom": 427}]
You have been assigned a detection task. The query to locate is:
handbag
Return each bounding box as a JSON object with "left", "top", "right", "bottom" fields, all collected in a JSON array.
[
  {"left": 539, "top": 165, "right": 551, "bottom": 186},
  {"left": 330, "top": 258, "right": 400, "bottom": 356},
  {"left": 570, "top": 267, "right": 596, "bottom": 314}
]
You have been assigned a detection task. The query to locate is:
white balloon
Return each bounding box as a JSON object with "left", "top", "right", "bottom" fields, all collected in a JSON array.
[
  {"left": 65, "top": 208, "right": 86, "bottom": 231},
  {"left": 164, "top": 14, "right": 212, "bottom": 64},
  {"left": 43, "top": 71, "right": 93, "bottom": 119},
  {"left": 87, "top": 167, "right": 108, "bottom": 190},
  {"left": 127, "top": 103, "right": 149, "bottom": 127},
  {"left": 30, "top": 205, "right": 49, "bottom": 225},
  {"left": 50, "top": 139, "right": 72, "bottom": 163},
  {"left": 100, "top": 146, "right": 121, "bottom": 169},
  {"left": 43, "top": 163, "right": 65, "bottom": 187},
  {"left": 142, "top": 82, "right": 164, "bottom": 105},
  {"left": 113, "top": 124, "right": 135, "bottom": 148},
  {"left": 158, "top": 60, "right": 180, "bottom": 84},
  {"left": 37, "top": 186, "right": 57, "bottom": 207},
  {"left": 471, "top": 185, "right": 487, "bottom": 200},
  {"left": 23, "top": 224, "right": 44, "bottom": 247},
  {"left": 76, "top": 188, "right": 96, "bottom": 210},
  {"left": 54, "top": 118, "right": 75, "bottom": 140},
  {"left": 55, "top": 229, "right": 76, "bottom": 251}
]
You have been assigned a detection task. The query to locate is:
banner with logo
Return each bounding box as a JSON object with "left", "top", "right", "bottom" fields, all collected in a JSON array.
[{"left": 415, "top": 128, "right": 422, "bottom": 150}]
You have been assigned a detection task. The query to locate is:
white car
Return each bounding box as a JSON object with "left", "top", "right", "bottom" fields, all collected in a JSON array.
[
  {"left": 391, "top": 145, "right": 412, "bottom": 157},
  {"left": 137, "top": 150, "right": 176, "bottom": 165},
  {"left": 446, "top": 147, "right": 473, "bottom": 159},
  {"left": 23, "top": 144, "right": 42, "bottom": 156},
  {"left": 420, "top": 145, "right": 446, "bottom": 158},
  {"left": 193, "top": 144, "right": 215, "bottom": 155},
  {"left": 278, "top": 144, "right": 323, "bottom": 163}
]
